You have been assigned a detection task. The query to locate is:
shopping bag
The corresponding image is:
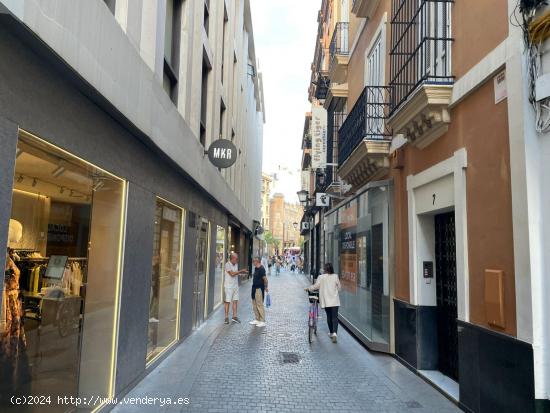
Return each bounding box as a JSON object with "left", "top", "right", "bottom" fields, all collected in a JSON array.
[{"left": 265, "top": 292, "right": 271, "bottom": 308}]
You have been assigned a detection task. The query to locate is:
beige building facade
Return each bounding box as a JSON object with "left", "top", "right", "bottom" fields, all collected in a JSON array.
[
  {"left": 269, "top": 193, "right": 302, "bottom": 253},
  {"left": 261, "top": 173, "right": 273, "bottom": 230},
  {"left": 0, "top": 0, "right": 264, "bottom": 407}
]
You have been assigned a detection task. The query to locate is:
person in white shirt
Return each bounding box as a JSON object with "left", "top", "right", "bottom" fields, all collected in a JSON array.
[
  {"left": 224, "top": 253, "right": 248, "bottom": 324},
  {"left": 305, "top": 263, "right": 341, "bottom": 343}
]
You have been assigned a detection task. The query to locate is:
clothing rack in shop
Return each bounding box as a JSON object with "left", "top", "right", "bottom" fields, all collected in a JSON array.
[{"left": 18, "top": 257, "right": 87, "bottom": 262}]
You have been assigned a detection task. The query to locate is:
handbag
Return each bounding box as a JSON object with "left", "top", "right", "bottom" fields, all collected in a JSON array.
[{"left": 265, "top": 292, "right": 271, "bottom": 308}]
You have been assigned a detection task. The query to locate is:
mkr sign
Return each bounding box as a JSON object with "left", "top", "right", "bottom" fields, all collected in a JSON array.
[{"left": 207, "top": 139, "right": 238, "bottom": 168}]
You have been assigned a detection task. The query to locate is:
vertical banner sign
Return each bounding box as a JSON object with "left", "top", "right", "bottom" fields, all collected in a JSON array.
[
  {"left": 340, "top": 203, "right": 357, "bottom": 294},
  {"left": 311, "top": 106, "right": 327, "bottom": 169},
  {"left": 301, "top": 170, "right": 311, "bottom": 192}
]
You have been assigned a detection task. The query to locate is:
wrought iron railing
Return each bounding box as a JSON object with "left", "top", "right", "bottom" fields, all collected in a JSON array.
[
  {"left": 389, "top": 0, "right": 454, "bottom": 112},
  {"left": 326, "top": 111, "right": 347, "bottom": 187},
  {"left": 338, "top": 86, "right": 392, "bottom": 165},
  {"left": 329, "top": 22, "right": 350, "bottom": 60}
]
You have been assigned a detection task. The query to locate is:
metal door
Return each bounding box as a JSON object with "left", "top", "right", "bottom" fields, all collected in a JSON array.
[
  {"left": 435, "top": 211, "right": 458, "bottom": 380},
  {"left": 192, "top": 219, "right": 210, "bottom": 329}
]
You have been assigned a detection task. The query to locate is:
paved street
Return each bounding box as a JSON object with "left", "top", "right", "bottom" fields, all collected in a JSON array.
[{"left": 113, "top": 270, "right": 460, "bottom": 413}]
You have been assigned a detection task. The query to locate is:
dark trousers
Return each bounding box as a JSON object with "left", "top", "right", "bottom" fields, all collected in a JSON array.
[{"left": 324, "top": 306, "right": 339, "bottom": 334}]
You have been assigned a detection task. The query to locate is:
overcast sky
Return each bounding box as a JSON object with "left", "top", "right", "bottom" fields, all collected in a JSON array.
[{"left": 250, "top": 0, "right": 319, "bottom": 202}]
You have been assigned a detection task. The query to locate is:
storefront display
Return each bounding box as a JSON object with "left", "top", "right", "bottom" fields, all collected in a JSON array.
[
  {"left": 325, "top": 181, "right": 392, "bottom": 352},
  {"left": 192, "top": 217, "right": 210, "bottom": 328},
  {"left": 213, "top": 226, "right": 226, "bottom": 309},
  {"left": 1, "top": 131, "right": 126, "bottom": 411},
  {"left": 147, "top": 199, "right": 184, "bottom": 363}
]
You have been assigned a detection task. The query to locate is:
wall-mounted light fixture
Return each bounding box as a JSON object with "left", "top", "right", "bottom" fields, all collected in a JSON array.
[{"left": 52, "top": 164, "right": 66, "bottom": 178}]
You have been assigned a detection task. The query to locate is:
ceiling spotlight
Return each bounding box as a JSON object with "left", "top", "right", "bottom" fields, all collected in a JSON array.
[
  {"left": 70, "top": 190, "right": 74, "bottom": 197},
  {"left": 16, "top": 175, "right": 24, "bottom": 183},
  {"left": 52, "top": 165, "right": 66, "bottom": 178},
  {"left": 32, "top": 178, "right": 38, "bottom": 187},
  {"left": 92, "top": 180, "right": 104, "bottom": 191},
  {"left": 59, "top": 186, "right": 65, "bottom": 194}
]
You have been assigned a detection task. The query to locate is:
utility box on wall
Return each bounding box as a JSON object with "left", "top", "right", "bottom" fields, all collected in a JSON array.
[{"left": 485, "top": 269, "right": 505, "bottom": 329}]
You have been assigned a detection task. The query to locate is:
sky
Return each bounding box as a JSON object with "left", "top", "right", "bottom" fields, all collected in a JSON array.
[{"left": 250, "top": 0, "right": 320, "bottom": 203}]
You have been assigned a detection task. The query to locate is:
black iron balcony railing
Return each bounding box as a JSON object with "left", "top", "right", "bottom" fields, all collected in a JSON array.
[
  {"left": 338, "top": 86, "right": 392, "bottom": 164},
  {"left": 329, "top": 22, "right": 350, "bottom": 60},
  {"left": 326, "top": 111, "right": 346, "bottom": 187},
  {"left": 389, "top": 0, "right": 454, "bottom": 112}
]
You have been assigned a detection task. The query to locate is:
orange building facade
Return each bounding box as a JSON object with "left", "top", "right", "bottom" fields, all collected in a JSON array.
[{"left": 300, "top": 0, "right": 548, "bottom": 411}]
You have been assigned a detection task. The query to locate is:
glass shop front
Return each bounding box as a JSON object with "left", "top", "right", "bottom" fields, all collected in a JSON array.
[
  {"left": 324, "top": 181, "right": 392, "bottom": 352},
  {"left": 1, "top": 130, "right": 126, "bottom": 411}
]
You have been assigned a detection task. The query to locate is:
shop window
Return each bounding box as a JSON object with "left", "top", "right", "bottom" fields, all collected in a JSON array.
[
  {"left": 325, "top": 184, "right": 391, "bottom": 351},
  {"left": 213, "top": 226, "right": 226, "bottom": 309},
  {"left": 2, "top": 130, "right": 126, "bottom": 410},
  {"left": 147, "top": 199, "right": 184, "bottom": 363}
]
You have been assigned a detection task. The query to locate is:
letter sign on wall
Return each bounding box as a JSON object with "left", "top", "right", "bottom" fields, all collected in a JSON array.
[{"left": 207, "top": 139, "right": 238, "bottom": 168}]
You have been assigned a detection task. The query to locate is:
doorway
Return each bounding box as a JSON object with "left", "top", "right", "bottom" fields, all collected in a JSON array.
[
  {"left": 435, "top": 211, "right": 458, "bottom": 380},
  {"left": 192, "top": 218, "right": 210, "bottom": 329}
]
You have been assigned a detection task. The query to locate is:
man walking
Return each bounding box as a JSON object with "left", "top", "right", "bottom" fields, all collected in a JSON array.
[
  {"left": 224, "top": 253, "right": 248, "bottom": 324},
  {"left": 249, "top": 257, "right": 268, "bottom": 327}
]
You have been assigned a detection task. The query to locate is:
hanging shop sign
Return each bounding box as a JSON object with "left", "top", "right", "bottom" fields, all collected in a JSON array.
[
  {"left": 207, "top": 139, "right": 238, "bottom": 168},
  {"left": 311, "top": 106, "right": 328, "bottom": 169},
  {"left": 315, "top": 192, "right": 330, "bottom": 207}
]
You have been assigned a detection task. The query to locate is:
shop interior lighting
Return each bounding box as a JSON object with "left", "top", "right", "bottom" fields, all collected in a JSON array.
[
  {"left": 51, "top": 165, "right": 66, "bottom": 178},
  {"left": 92, "top": 180, "right": 105, "bottom": 192}
]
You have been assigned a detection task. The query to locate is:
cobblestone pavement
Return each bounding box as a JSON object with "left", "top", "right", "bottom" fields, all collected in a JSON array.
[{"left": 113, "top": 270, "right": 461, "bottom": 413}]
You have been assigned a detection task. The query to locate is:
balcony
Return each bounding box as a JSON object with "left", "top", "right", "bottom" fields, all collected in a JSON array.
[
  {"left": 352, "top": 0, "right": 382, "bottom": 19},
  {"left": 325, "top": 111, "right": 347, "bottom": 193},
  {"left": 338, "top": 86, "right": 392, "bottom": 189},
  {"left": 329, "top": 22, "right": 349, "bottom": 84},
  {"left": 388, "top": 0, "right": 454, "bottom": 149}
]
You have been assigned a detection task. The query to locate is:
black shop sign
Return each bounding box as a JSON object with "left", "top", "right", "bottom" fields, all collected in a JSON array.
[
  {"left": 340, "top": 229, "right": 357, "bottom": 252},
  {"left": 207, "top": 139, "right": 238, "bottom": 168}
]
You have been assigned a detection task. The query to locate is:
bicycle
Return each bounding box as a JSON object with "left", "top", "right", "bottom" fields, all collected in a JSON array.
[{"left": 307, "top": 291, "right": 319, "bottom": 343}]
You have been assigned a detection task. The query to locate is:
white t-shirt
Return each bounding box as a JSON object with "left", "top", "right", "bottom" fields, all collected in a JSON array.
[{"left": 224, "top": 261, "right": 239, "bottom": 288}]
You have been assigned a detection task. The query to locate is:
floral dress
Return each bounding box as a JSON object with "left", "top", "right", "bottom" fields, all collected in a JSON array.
[{"left": 2, "top": 257, "right": 26, "bottom": 349}]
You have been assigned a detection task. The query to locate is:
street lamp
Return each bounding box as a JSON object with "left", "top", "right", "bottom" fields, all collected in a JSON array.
[{"left": 297, "top": 189, "right": 310, "bottom": 206}]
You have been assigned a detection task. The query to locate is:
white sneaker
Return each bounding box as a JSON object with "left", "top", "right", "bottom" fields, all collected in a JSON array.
[
  {"left": 331, "top": 333, "right": 338, "bottom": 343},
  {"left": 149, "top": 317, "right": 159, "bottom": 323},
  {"left": 249, "top": 320, "right": 259, "bottom": 325},
  {"left": 256, "top": 322, "right": 266, "bottom": 327}
]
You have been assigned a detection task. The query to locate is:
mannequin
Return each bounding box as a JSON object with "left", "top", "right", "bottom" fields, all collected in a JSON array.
[
  {"left": 0, "top": 219, "right": 30, "bottom": 406},
  {"left": 2, "top": 219, "right": 24, "bottom": 339}
]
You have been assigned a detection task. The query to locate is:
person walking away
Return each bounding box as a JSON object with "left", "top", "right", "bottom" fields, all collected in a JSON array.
[
  {"left": 305, "top": 263, "right": 341, "bottom": 343},
  {"left": 275, "top": 258, "right": 281, "bottom": 276},
  {"left": 261, "top": 255, "right": 269, "bottom": 273},
  {"left": 224, "top": 253, "right": 248, "bottom": 324},
  {"left": 249, "top": 257, "right": 268, "bottom": 327}
]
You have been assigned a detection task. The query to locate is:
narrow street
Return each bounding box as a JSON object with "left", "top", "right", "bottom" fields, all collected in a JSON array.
[{"left": 114, "top": 270, "right": 460, "bottom": 413}]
